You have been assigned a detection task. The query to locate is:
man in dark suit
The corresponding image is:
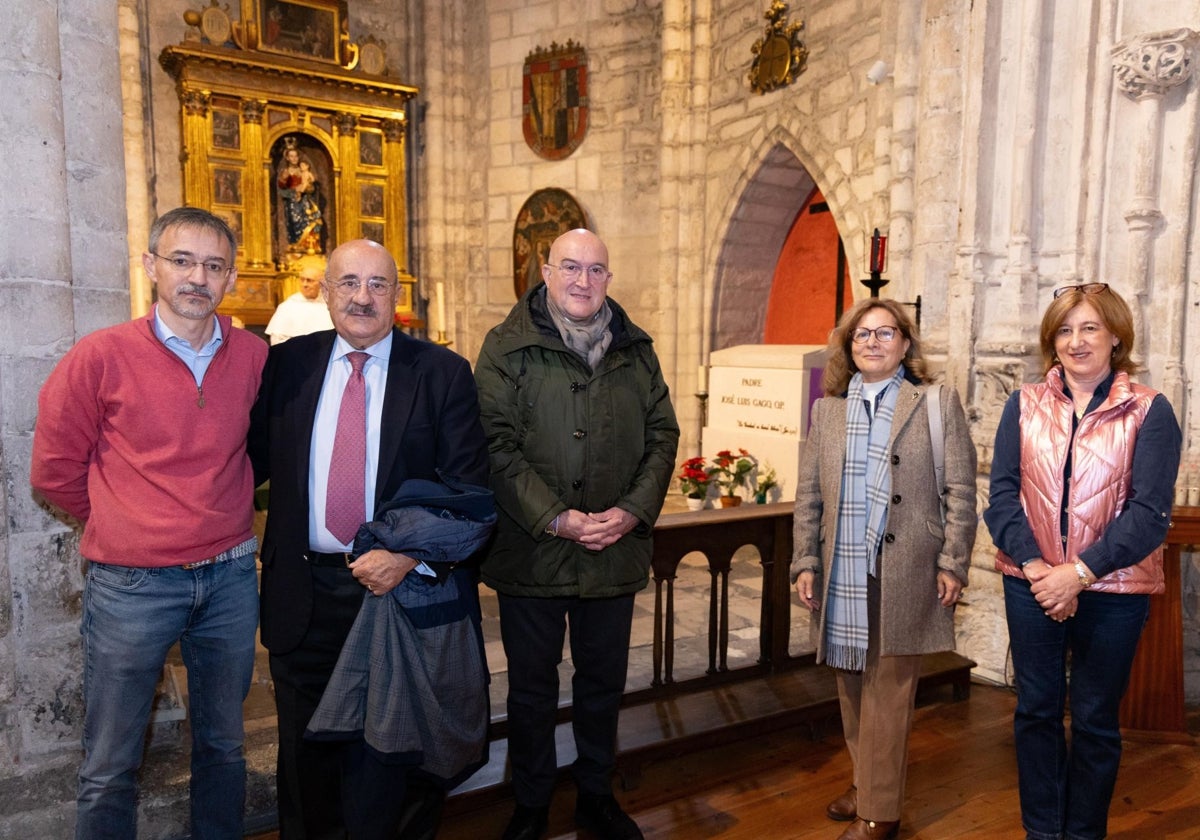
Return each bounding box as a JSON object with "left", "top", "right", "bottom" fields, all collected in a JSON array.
[{"left": 249, "top": 239, "right": 489, "bottom": 839}]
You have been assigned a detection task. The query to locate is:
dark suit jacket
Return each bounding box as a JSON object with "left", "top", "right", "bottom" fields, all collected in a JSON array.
[{"left": 248, "top": 327, "right": 490, "bottom": 655}]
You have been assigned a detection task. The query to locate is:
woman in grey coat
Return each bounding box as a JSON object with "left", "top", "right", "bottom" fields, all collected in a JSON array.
[{"left": 792, "top": 298, "right": 977, "bottom": 840}]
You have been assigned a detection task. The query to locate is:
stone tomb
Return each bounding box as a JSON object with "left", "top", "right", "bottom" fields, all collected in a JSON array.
[{"left": 702, "top": 345, "right": 826, "bottom": 503}]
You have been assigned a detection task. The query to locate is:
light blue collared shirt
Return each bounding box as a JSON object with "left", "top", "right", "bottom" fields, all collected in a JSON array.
[
  {"left": 307, "top": 333, "right": 435, "bottom": 576},
  {"left": 153, "top": 305, "right": 223, "bottom": 388},
  {"left": 310, "top": 332, "right": 391, "bottom": 553}
]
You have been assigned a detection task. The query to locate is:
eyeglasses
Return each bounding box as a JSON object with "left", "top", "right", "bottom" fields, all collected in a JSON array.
[
  {"left": 1052, "top": 282, "right": 1109, "bottom": 299},
  {"left": 151, "top": 253, "right": 233, "bottom": 276},
  {"left": 546, "top": 261, "right": 611, "bottom": 282},
  {"left": 326, "top": 278, "right": 396, "bottom": 297},
  {"left": 851, "top": 325, "right": 900, "bottom": 344}
]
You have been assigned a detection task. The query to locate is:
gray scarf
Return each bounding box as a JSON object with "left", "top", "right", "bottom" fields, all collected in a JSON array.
[{"left": 543, "top": 291, "right": 613, "bottom": 370}]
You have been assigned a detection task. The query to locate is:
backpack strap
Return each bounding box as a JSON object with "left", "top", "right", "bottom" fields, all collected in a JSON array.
[{"left": 927, "top": 383, "right": 945, "bottom": 515}]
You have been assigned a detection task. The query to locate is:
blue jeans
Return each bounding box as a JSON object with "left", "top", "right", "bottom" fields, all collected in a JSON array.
[
  {"left": 1003, "top": 575, "right": 1148, "bottom": 840},
  {"left": 77, "top": 555, "right": 258, "bottom": 840}
]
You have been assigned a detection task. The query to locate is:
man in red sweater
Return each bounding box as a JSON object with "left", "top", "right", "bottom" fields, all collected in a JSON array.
[{"left": 30, "top": 207, "right": 267, "bottom": 840}]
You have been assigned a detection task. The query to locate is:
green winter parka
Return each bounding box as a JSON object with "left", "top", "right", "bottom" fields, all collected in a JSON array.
[{"left": 474, "top": 284, "right": 679, "bottom": 598}]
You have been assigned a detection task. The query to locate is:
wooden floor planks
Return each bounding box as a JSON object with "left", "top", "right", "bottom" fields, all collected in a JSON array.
[{"left": 252, "top": 683, "right": 1200, "bottom": 839}]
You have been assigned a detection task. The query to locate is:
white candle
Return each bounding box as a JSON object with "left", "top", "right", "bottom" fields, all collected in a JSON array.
[
  {"left": 697, "top": 364, "right": 707, "bottom": 393},
  {"left": 436, "top": 282, "right": 447, "bottom": 333}
]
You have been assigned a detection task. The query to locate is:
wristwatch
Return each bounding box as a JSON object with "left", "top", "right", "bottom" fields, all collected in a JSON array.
[{"left": 1074, "top": 560, "right": 1092, "bottom": 589}]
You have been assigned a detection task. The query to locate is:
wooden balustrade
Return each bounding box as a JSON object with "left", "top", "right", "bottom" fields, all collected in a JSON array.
[
  {"left": 640, "top": 503, "right": 805, "bottom": 694},
  {"left": 453, "top": 501, "right": 974, "bottom": 799}
]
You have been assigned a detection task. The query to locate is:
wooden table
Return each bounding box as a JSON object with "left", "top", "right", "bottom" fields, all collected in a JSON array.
[{"left": 1119, "top": 505, "right": 1199, "bottom": 740}]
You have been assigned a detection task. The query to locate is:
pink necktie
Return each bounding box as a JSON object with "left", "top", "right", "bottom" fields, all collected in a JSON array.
[{"left": 325, "top": 351, "right": 369, "bottom": 545}]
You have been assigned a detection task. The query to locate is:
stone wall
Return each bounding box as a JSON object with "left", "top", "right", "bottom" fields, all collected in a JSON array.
[
  {"left": 3, "top": 0, "right": 1200, "bottom": 835},
  {"left": 0, "top": 0, "right": 130, "bottom": 834}
]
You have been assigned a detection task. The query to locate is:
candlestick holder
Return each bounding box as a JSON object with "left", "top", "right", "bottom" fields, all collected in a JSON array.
[
  {"left": 861, "top": 270, "right": 890, "bottom": 297},
  {"left": 433, "top": 329, "right": 452, "bottom": 347},
  {"left": 696, "top": 390, "right": 708, "bottom": 427}
]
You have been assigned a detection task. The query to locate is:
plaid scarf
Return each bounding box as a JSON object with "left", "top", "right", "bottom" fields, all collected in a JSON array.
[{"left": 823, "top": 369, "right": 904, "bottom": 671}]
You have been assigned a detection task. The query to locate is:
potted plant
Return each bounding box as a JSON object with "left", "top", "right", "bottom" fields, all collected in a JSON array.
[
  {"left": 677, "top": 456, "right": 713, "bottom": 510},
  {"left": 708, "top": 448, "right": 756, "bottom": 507},
  {"left": 754, "top": 464, "right": 778, "bottom": 504}
]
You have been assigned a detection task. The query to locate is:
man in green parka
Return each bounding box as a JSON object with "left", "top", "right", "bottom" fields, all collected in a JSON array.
[{"left": 475, "top": 229, "right": 679, "bottom": 840}]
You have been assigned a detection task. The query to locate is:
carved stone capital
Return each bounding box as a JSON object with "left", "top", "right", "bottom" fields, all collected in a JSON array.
[{"left": 1112, "top": 29, "right": 1199, "bottom": 100}]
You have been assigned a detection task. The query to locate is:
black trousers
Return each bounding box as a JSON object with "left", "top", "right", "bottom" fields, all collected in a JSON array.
[
  {"left": 270, "top": 566, "right": 444, "bottom": 839},
  {"left": 497, "top": 592, "right": 636, "bottom": 806}
]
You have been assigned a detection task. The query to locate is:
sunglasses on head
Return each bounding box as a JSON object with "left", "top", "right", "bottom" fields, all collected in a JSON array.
[{"left": 1052, "top": 282, "right": 1109, "bottom": 299}]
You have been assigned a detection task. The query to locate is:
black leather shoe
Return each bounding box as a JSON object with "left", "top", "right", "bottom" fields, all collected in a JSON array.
[
  {"left": 575, "top": 792, "right": 644, "bottom": 840},
  {"left": 502, "top": 804, "right": 549, "bottom": 840}
]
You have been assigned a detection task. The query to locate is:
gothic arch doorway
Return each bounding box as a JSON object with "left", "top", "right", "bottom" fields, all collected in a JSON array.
[{"left": 711, "top": 144, "right": 853, "bottom": 351}]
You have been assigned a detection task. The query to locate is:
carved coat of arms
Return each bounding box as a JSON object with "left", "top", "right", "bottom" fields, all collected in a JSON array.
[{"left": 523, "top": 41, "right": 588, "bottom": 160}]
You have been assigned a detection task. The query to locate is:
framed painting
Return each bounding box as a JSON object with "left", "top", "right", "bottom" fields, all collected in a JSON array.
[
  {"left": 358, "top": 130, "right": 383, "bottom": 167},
  {"left": 360, "top": 220, "right": 385, "bottom": 243},
  {"left": 257, "top": 0, "right": 343, "bottom": 64},
  {"left": 512, "top": 188, "right": 589, "bottom": 298},
  {"left": 212, "top": 167, "right": 243, "bottom": 205},
  {"left": 359, "top": 181, "right": 385, "bottom": 218},
  {"left": 211, "top": 109, "right": 241, "bottom": 150},
  {"left": 213, "top": 209, "right": 244, "bottom": 247}
]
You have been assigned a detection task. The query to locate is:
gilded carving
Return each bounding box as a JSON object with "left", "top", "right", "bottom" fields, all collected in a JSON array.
[
  {"left": 381, "top": 118, "right": 405, "bottom": 143},
  {"left": 748, "top": 1, "right": 808, "bottom": 95},
  {"left": 161, "top": 7, "right": 418, "bottom": 325},
  {"left": 333, "top": 112, "right": 358, "bottom": 137},
  {"left": 182, "top": 89, "right": 211, "bottom": 115},
  {"left": 241, "top": 98, "right": 266, "bottom": 123}
]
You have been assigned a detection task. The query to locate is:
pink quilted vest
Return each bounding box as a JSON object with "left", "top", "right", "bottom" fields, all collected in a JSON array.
[{"left": 994, "top": 368, "right": 1163, "bottom": 594}]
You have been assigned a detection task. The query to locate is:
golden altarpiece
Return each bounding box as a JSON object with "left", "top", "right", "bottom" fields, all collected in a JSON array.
[{"left": 160, "top": 0, "right": 417, "bottom": 326}]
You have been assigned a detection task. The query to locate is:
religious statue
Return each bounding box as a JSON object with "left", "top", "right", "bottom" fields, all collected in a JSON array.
[{"left": 276, "top": 136, "right": 324, "bottom": 254}]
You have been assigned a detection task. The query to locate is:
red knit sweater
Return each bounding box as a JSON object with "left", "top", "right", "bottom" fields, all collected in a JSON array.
[{"left": 31, "top": 313, "right": 267, "bottom": 567}]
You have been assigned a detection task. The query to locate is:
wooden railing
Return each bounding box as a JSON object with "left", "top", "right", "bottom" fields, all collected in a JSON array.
[
  {"left": 622, "top": 502, "right": 810, "bottom": 706},
  {"left": 462, "top": 500, "right": 974, "bottom": 797}
]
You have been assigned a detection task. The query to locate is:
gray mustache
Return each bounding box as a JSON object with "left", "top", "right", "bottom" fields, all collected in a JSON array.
[{"left": 177, "top": 284, "right": 214, "bottom": 301}]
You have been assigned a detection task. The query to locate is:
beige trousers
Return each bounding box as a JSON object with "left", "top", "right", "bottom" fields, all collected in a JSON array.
[{"left": 835, "top": 575, "right": 923, "bottom": 822}]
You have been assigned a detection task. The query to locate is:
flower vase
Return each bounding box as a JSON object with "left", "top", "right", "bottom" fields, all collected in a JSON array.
[
  {"left": 755, "top": 492, "right": 767, "bottom": 504},
  {"left": 718, "top": 495, "right": 742, "bottom": 508},
  {"left": 685, "top": 496, "right": 705, "bottom": 511}
]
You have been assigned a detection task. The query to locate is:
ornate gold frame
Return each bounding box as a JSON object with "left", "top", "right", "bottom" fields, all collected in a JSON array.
[{"left": 160, "top": 3, "right": 416, "bottom": 325}]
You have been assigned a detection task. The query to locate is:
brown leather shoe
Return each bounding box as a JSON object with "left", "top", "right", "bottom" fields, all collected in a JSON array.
[
  {"left": 826, "top": 785, "right": 857, "bottom": 821},
  {"left": 835, "top": 817, "right": 900, "bottom": 840}
]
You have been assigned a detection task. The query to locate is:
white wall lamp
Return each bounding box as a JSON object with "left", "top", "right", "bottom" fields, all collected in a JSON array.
[{"left": 866, "top": 60, "right": 892, "bottom": 85}]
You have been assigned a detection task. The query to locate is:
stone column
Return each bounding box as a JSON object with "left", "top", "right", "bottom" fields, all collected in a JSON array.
[
  {"left": 0, "top": 0, "right": 129, "bottom": 831},
  {"left": 417, "top": 0, "right": 475, "bottom": 349},
  {"left": 1111, "top": 29, "right": 1198, "bottom": 408},
  {"left": 660, "top": 0, "right": 713, "bottom": 451},
  {"left": 119, "top": 0, "right": 153, "bottom": 317}
]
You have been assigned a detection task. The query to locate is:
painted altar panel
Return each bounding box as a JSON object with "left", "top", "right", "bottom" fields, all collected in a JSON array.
[{"left": 160, "top": 2, "right": 417, "bottom": 325}]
